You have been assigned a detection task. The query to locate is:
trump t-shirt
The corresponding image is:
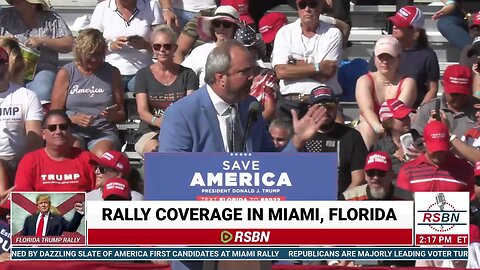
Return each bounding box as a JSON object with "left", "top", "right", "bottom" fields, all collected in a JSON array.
[{"left": 15, "top": 147, "right": 96, "bottom": 192}]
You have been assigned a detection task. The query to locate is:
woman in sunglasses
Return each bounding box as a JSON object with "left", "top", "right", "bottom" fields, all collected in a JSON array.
[
  {"left": 133, "top": 25, "right": 199, "bottom": 157},
  {"left": 50, "top": 28, "right": 125, "bottom": 157},
  {"left": 356, "top": 36, "right": 416, "bottom": 149},
  {"left": 182, "top": 5, "right": 242, "bottom": 87}
]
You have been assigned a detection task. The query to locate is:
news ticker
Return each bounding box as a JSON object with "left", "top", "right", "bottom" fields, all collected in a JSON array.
[{"left": 10, "top": 247, "right": 469, "bottom": 261}]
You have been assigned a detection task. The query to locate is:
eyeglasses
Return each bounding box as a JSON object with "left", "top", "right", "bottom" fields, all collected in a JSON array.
[
  {"left": 318, "top": 101, "right": 337, "bottom": 110},
  {"left": 366, "top": 170, "right": 386, "bottom": 178},
  {"left": 152, "top": 43, "right": 173, "bottom": 51},
  {"left": 96, "top": 166, "right": 115, "bottom": 174},
  {"left": 297, "top": 0, "right": 318, "bottom": 10},
  {"left": 212, "top": 20, "right": 233, "bottom": 29},
  {"left": 46, "top": 124, "right": 68, "bottom": 132}
]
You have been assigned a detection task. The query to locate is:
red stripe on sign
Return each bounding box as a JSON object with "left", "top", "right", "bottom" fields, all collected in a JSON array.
[{"left": 88, "top": 229, "right": 412, "bottom": 245}]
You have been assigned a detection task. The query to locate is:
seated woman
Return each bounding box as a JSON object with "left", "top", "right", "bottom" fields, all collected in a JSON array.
[
  {"left": 134, "top": 25, "right": 199, "bottom": 156},
  {"left": 0, "top": 0, "right": 74, "bottom": 102},
  {"left": 371, "top": 98, "right": 415, "bottom": 184},
  {"left": 89, "top": 0, "right": 163, "bottom": 91},
  {"left": 0, "top": 37, "right": 26, "bottom": 86},
  {"left": 50, "top": 28, "right": 125, "bottom": 157},
  {"left": 182, "top": 5, "right": 242, "bottom": 87},
  {"left": 356, "top": 36, "right": 416, "bottom": 148}
]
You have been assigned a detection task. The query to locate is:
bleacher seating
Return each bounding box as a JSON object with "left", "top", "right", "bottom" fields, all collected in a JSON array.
[{"left": 0, "top": 0, "right": 464, "bottom": 160}]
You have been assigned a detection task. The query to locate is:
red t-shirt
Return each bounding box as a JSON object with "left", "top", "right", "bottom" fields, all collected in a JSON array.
[
  {"left": 397, "top": 153, "right": 474, "bottom": 193},
  {"left": 15, "top": 147, "right": 96, "bottom": 192}
]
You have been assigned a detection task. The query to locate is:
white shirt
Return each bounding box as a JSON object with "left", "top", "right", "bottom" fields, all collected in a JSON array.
[
  {"left": 271, "top": 19, "right": 343, "bottom": 95},
  {"left": 182, "top": 42, "right": 217, "bottom": 87},
  {"left": 35, "top": 212, "right": 49, "bottom": 236},
  {"left": 171, "top": 0, "right": 216, "bottom": 12},
  {"left": 89, "top": 0, "right": 163, "bottom": 75},
  {"left": 206, "top": 84, "right": 234, "bottom": 152},
  {"left": 0, "top": 84, "right": 43, "bottom": 157}
]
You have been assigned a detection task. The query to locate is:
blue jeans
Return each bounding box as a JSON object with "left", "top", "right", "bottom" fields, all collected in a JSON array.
[
  {"left": 173, "top": 8, "right": 197, "bottom": 30},
  {"left": 437, "top": 9, "right": 473, "bottom": 50},
  {"left": 26, "top": 69, "right": 57, "bottom": 102},
  {"left": 122, "top": 74, "right": 135, "bottom": 92}
]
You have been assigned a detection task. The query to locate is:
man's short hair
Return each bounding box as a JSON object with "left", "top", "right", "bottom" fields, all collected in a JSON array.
[
  {"left": 269, "top": 117, "right": 293, "bottom": 135},
  {"left": 204, "top": 40, "right": 249, "bottom": 85},
  {"left": 42, "top": 109, "right": 72, "bottom": 128}
]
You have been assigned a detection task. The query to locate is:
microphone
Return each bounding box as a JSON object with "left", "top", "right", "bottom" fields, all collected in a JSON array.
[
  {"left": 241, "top": 100, "right": 260, "bottom": 152},
  {"left": 436, "top": 193, "right": 446, "bottom": 211}
]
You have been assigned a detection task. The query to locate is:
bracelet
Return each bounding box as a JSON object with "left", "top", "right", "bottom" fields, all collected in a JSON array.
[
  {"left": 445, "top": 0, "right": 455, "bottom": 5},
  {"left": 162, "top": 8, "right": 174, "bottom": 13},
  {"left": 151, "top": 116, "right": 158, "bottom": 125},
  {"left": 449, "top": 134, "right": 457, "bottom": 142},
  {"left": 313, "top": 62, "right": 320, "bottom": 72},
  {"left": 107, "top": 41, "right": 113, "bottom": 51}
]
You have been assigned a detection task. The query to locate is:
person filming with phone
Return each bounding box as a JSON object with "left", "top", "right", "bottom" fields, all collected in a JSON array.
[
  {"left": 371, "top": 98, "right": 416, "bottom": 184},
  {"left": 412, "top": 64, "right": 477, "bottom": 138},
  {"left": 50, "top": 29, "right": 125, "bottom": 157}
]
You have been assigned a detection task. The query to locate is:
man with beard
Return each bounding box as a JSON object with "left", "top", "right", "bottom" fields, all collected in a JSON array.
[
  {"left": 14, "top": 110, "right": 96, "bottom": 192},
  {"left": 159, "top": 40, "right": 326, "bottom": 153},
  {"left": 302, "top": 85, "right": 368, "bottom": 194},
  {"left": 340, "top": 151, "right": 398, "bottom": 200}
]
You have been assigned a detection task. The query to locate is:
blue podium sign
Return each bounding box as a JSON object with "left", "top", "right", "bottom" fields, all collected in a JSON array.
[{"left": 144, "top": 152, "right": 337, "bottom": 200}]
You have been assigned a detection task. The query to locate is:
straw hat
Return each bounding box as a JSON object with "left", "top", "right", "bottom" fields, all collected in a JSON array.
[
  {"left": 197, "top": 5, "right": 242, "bottom": 41},
  {"left": 6, "top": 0, "right": 52, "bottom": 10}
]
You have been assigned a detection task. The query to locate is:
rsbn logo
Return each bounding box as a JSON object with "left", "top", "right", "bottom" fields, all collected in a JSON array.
[{"left": 417, "top": 193, "right": 466, "bottom": 232}]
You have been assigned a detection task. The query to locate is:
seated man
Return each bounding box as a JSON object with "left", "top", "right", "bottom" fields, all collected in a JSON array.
[
  {"left": 398, "top": 121, "right": 474, "bottom": 193},
  {"left": 14, "top": 110, "right": 96, "bottom": 192},
  {"left": 0, "top": 47, "right": 43, "bottom": 193},
  {"left": 302, "top": 85, "right": 368, "bottom": 194},
  {"left": 413, "top": 64, "right": 477, "bottom": 138},
  {"left": 341, "top": 151, "right": 412, "bottom": 200},
  {"left": 269, "top": 117, "right": 294, "bottom": 150},
  {"left": 87, "top": 150, "right": 143, "bottom": 201},
  {"left": 271, "top": 0, "right": 342, "bottom": 117}
]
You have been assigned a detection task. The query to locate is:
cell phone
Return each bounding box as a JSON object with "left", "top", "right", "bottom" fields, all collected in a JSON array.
[
  {"left": 105, "top": 104, "right": 118, "bottom": 111},
  {"left": 400, "top": 133, "right": 416, "bottom": 161},
  {"left": 433, "top": 99, "right": 441, "bottom": 121},
  {"left": 127, "top": 35, "right": 142, "bottom": 42}
]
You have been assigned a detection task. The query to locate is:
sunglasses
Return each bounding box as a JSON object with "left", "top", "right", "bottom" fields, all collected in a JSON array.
[
  {"left": 366, "top": 170, "right": 386, "bottom": 178},
  {"left": 318, "top": 101, "right": 337, "bottom": 110},
  {"left": 297, "top": 0, "right": 318, "bottom": 10},
  {"left": 0, "top": 60, "right": 7, "bottom": 65},
  {"left": 475, "top": 176, "right": 480, "bottom": 186},
  {"left": 152, "top": 43, "right": 173, "bottom": 51},
  {"left": 212, "top": 20, "right": 233, "bottom": 29},
  {"left": 96, "top": 166, "right": 115, "bottom": 174},
  {"left": 46, "top": 124, "right": 68, "bottom": 132}
]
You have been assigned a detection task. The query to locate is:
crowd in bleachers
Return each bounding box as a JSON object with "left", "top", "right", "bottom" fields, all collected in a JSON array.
[{"left": 0, "top": 0, "right": 480, "bottom": 268}]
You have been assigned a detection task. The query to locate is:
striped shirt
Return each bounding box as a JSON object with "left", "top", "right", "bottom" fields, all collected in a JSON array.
[{"left": 396, "top": 153, "right": 473, "bottom": 193}]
